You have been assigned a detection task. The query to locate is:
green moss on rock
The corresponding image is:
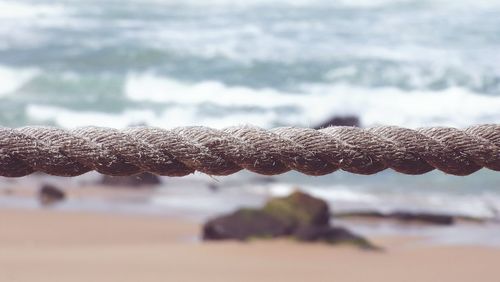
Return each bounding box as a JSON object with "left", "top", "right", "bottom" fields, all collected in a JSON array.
[
  {"left": 202, "top": 190, "right": 379, "bottom": 250},
  {"left": 203, "top": 208, "right": 290, "bottom": 241},
  {"left": 263, "top": 190, "right": 330, "bottom": 228}
]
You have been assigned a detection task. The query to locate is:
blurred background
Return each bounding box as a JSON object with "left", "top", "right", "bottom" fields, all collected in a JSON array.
[
  {"left": 2, "top": 0, "right": 500, "bottom": 129},
  {"left": 1, "top": 0, "right": 500, "bottom": 267}
]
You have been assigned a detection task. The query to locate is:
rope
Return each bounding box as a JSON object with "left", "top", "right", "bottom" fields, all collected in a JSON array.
[{"left": 0, "top": 124, "right": 498, "bottom": 177}]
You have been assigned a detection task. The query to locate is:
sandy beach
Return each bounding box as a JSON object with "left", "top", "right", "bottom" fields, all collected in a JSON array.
[{"left": 0, "top": 208, "right": 499, "bottom": 282}]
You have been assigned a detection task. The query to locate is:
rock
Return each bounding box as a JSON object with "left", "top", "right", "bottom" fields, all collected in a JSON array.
[
  {"left": 38, "top": 184, "right": 65, "bottom": 206},
  {"left": 203, "top": 191, "right": 330, "bottom": 241},
  {"left": 313, "top": 115, "right": 360, "bottom": 129},
  {"left": 391, "top": 211, "right": 454, "bottom": 225},
  {"left": 251, "top": 177, "right": 277, "bottom": 184},
  {"left": 202, "top": 190, "right": 378, "bottom": 249},
  {"left": 207, "top": 183, "right": 219, "bottom": 192},
  {"left": 100, "top": 172, "right": 161, "bottom": 187},
  {"left": 263, "top": 190, "right": 330, "bottom": 229},
  {"left": 334, "top": 210, "right": 455, "bottom": 226},
  {"left": 294, "top": 225, "right": 379, "bottom": 250},
  {"left": 203, "top": 208, "right": 291, "bottom": 240}
]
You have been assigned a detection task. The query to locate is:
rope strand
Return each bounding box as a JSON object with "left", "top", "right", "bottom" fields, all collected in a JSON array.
[{"left": 0, "top": 124, "right": 498, "bottom": 177}]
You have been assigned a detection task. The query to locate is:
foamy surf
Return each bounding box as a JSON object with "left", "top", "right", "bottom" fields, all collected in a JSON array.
[
  {"left": 0, "top": 66, "right": 39, "bottom": 96},
  {"left": 24, "top": 73, "right": 500, "bottom": 128},
  {"left": 125, "top": 74, "right": 500, "bottom": 128},
  {"left": 0, "top": 1, "right": 65, "bottom": 19}
]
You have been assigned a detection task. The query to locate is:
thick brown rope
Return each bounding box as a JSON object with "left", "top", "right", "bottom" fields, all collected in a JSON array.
[{"left": 0, "top": 124, "right": 498, "bottom": 177}]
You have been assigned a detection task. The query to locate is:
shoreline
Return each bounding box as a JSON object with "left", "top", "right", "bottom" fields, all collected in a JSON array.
[
  {"left": 0, "top": 178, "right": 500, "bottom": 248},
  {"left": 2, "top": 179, "right": 500, "bottom": 247},
  {"left": 1, "top": 207, "right": 500, "bottom": 282}
]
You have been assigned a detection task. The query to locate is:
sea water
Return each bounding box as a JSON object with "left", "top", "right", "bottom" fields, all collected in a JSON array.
[{"left": 0, "top": 0, "right": 499, "bottom": 219}]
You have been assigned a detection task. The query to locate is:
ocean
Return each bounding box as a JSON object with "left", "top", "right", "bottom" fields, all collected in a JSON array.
[{"left": 0, "top": 0, "right": 499, "bottom": 221}]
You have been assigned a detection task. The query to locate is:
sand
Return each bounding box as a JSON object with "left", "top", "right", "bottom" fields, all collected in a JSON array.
[{"left": 0, "top": 208, "right": 499, "bottom": 282}]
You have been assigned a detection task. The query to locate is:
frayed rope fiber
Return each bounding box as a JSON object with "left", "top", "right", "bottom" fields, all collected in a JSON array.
[{"left": 0, "top": 124, "right": 499, "bottom": 177}]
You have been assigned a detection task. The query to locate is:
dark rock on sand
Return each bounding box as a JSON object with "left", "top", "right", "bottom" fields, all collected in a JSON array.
[
  {"left": 207, "top": 183, "right": 219, "bottom": 192},
  {"left": 334, "top": 210, "right": 456, "bottom": 226},
  {"left": 203, "top": 191, "right": 329, "bottom": 241},
  {"left": 392, "top": 211, "right": 454, "bottom": 225},
  {"left": 38, "top": 184, "right": 65, "bottom": 206},
  {"left": 294, "top": 225, "right": 378, "bottom": 250},
  {"left": 263, "top": 190, "right": 330, "bottom": 228},
  {"left": 100, "top": 172, "right": 161, "bottom": 187},
  {"left": 203, "top": 190, "right": 377, "bottom": 249},
  {"left": 313, "top": 115, "right": 360, "bottom": 129},
  {"left": 251, "top": 177, "right": 277, "bottom": 184},
  {"left": 203, "top": 208, "right": 291, "bottom": 240}
]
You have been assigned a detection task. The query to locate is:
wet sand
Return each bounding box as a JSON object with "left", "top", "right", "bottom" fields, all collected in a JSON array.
[{"left": 0, "top": 208, "right": 499, "bottom": 282}]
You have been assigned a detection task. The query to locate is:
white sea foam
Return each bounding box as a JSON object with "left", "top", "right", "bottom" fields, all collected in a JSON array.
[
  {"left": 335, "top": 0, "right": 500, "bottom": 9},
  {"left": 26, "top": 103, "right": 286, "bottom": 129},
  {"left": 26, "top": 105, "right": 158, "bottom": 128},
  {"left": 258, "top": 184, "right": 379, "bottom": 203},
  {"left": 26, "top": 73, "right": 500, "bottom": 129},
  {"left": 0, "top": 1, "right": 66, "bottom": 19},
  {"left": 125, "top": 73, "right": 288, "bottom": 107},
  {"left": 133, "top": 0, "right": 500, "bottom": 8},
  {"left": 27, "top": 73, "right": 500, "bottom": 128},
  {"left": 0, "top": 1, "right": 74, "bottom": 50},
  {"left": 0, "top": 66, "right": 39, "bottom": 96},
  {"left": 125, "top": 73, "right": 500, "bottom": 128},
  {"left": 132, "top": 0, "right": 341, "bottom": 7}
]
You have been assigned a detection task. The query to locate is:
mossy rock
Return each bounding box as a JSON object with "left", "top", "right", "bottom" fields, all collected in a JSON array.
[
  {"left": 203, "top": 208, "right": 290, "bottom": 241},
  {"left": 262, "top": 190, "right": 330, "bottom": 229}
]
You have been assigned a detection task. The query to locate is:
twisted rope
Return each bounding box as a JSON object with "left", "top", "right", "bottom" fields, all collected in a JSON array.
[{"left": 0, "top": 124, "right": 498, "bottom": 177}]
